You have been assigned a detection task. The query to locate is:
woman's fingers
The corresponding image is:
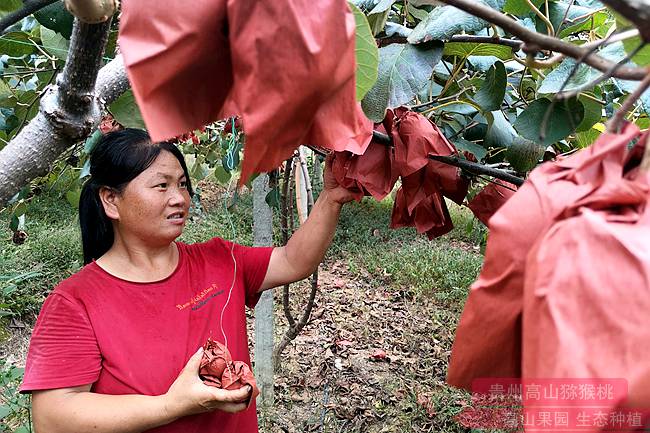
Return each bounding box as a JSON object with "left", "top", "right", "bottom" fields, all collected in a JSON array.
[{"left": 209, "top": 385, "right": 252, "bottom": 403}]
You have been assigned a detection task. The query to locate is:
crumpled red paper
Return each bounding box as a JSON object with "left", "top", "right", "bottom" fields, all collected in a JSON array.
[
  {"left": 467, "top": 180, "right": 518, "bottom": 226},
  {"left": 118, "top": 0, "right": 372, "bottom": 182},
  {"left": 447, "top": 122, "right": 647, "bottom": 392},
  {"left": 199, "top": 338, "right": 259, "bottom": 407},
  {"left": 332, "top": 107, "right": 468, "bottom": 239}
]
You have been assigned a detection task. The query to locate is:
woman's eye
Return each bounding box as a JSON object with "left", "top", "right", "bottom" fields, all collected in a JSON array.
[
  {"left": 180, "top": 181, "right": 187, "bottom": 189},
  {"left": 157, "top": 183, "right": 167, "bottom": 188}
]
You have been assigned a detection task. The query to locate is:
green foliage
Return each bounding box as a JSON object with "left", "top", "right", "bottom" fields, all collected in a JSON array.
[
  {"left": 361, "top": 41, "right": 443, "bottom": 122},
  {"left": 109, "top": 90, "right": 146, "bottom": 129},
  {"left": 350, "top": 2, "right": 379, "bottom": 101},
  {"left": 407, "top": 0, "right": 505, "bottom": 44},
  {"left": 514, "top": 97, "right": 585, "bottom": 145},
  {"left": 0, "top": 358, "right": 31, "bottom": 433},
  {"left": 34, "top": 1, "right": 74, "bottom": 39},
  {"left": 473, "top": 61, "right": 507, "bottom": 112}
]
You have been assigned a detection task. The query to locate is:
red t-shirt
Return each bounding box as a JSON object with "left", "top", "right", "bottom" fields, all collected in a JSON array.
[{"left": 20, "top": 237, "right": 274, "bottom": 433}]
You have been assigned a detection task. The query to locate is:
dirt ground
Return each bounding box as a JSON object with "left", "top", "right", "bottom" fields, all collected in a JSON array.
[{"left": 248, "top": 260, "right": 466, "bottom": 433}]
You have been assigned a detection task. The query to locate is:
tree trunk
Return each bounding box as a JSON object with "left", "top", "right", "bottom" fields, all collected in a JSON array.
[
  {"left": 252, "top": 173, "right": 274, "bottom": 408},
  {"left": 0, "top": 18, "right": 128, "bottom": 207}
]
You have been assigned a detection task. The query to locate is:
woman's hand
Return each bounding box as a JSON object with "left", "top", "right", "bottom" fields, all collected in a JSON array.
[
  {"left": 322, "top": 153, "right": 360, "bottom": 205},
  {"left": 163, "top": 348, "right": 252, "bottom": 419}
]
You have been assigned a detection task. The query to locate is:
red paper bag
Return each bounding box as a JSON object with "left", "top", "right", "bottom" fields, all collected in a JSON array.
[{"left": 119, "top": 0, "right": 372, "bottom": 181}]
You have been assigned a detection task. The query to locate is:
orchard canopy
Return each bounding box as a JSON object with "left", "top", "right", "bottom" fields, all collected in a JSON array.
[{"left": 0, "top": 0, "right": 649, "bottom": 231}]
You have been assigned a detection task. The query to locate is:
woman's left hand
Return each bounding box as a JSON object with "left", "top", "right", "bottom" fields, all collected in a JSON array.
[{"left": 322, "top": 153, "right": 360, "bottom": 205}]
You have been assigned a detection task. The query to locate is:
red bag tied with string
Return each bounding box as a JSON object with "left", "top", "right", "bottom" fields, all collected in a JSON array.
[{"left": 331, "top": 107, "right": 469, "bottom": 239}]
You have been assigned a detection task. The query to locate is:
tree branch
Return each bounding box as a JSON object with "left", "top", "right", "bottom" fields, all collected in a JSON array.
[
  {"left": 371, "top": 131, "right": 525, "bottom": 186},
  {"left": 378, "top": 34, "right": 523, "bottom": 49},
  {"left": 436, "top": 0, "right": 648, "bottom": 81},
  {"left": 0, "top": 20, "right": 127, "bottom": 207},
  {"left": 0, "top": 0, "right": 58, "bottom": 34}
]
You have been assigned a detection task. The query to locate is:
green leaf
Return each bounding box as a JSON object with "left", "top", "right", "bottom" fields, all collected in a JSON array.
[
  {"left": 503, "top": 0, "right": 544, "bottom": 16},
  {"left": 505, "top": 136, "right": 545, "bottom": 172},
  {"left": 367, "top": 9, "right": 390, "bottom": 36},
  {"left": 623, "top": 36, "right": 650, "bottom": 66},
  {"left": 0, "top": 80, "right": 12, "bottom": 105},
  {"left": 407, "top": 0, "right": 505, "bottom": 44},
  {"left": 83, "top": 129, "right": 102, "bottom": 154},
  {"left": 109, "top": 90, "right": 146, "bottom": 129},
  {"left": 453, "top": 138, "right": 487, "bottom": 161},
  {"left": 265, "top": 187, "right": 281, "bottom": 209},
  {"left": 66, "top": 188, "right": 81, "bottom": 209},
  {"left": 537, "top": 58, "right": 600, "bottom": 94},
  {"left": 443, "top": 42, "right": 512, "bottom": 60},
  {"left": 514, "top": 98, "right": 585, "bottom": 145},
  {"left": 9, "top": 214, "right": 19, "bottom": 231},
  {"left": 40, "top": 26, "right": 69, "bottom": 60},
  {"left": 361, "top": 42, "right": 444, "bottom": 122},
  {"left": 485, "top": 110, "right": 517, "bottom": 148},
  {"left": 34, "top": 1, "right": 74, "bottom": 39},
  {"left": 0, "top": 31, "right": 37, "bottom": 57},
  {"left": 368, "top": 0, "right": 394, "bottom": 15},
  {"left": 214, "top": 165, "right": 231, "bottom": 184},
  {"left": 472, "top": 61, "right": 506, "bottom": 112},
  {"left": 574, "top": 127, "right": 601, "bottom": 148},
  {"left": 0, "top": 0, "right": 21, "bottom": 13},
  {"left": 350, "top": 2, "right": 379, "bottom": 101},
  {"left": 576, "top": 95, "right": 602, "bottom": 132},
  {"left": 0, "top": 405, "right": 11, "bottom": 419}
]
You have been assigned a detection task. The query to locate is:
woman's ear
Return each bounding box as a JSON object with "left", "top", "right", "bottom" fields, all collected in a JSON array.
[{"left": 98, "top": 186, "right": 120, "bottom": 220}]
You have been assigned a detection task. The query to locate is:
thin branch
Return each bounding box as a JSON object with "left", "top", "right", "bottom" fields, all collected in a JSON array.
[
  {"left": 0, "top": 0, "right": 58, "bottom": 34},
  {"left": 377, "top": 34, "right": 523, "bottom": 49},
  {"left": 371, "top": 131, "right": 525, "bottom": 186},
  {"left": 437, "top": 0, "right": 648, "bottom": 80},
  {"left": 555, "top": 42, "right": 646, "bottom": 100},
  {"left": 607, "top": 72, "right": 650, "bottom": 133}
]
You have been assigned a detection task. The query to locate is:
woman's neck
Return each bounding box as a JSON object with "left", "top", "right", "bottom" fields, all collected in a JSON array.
[{"left": 95, "top": 235, "right": 180, "bottom": 283}]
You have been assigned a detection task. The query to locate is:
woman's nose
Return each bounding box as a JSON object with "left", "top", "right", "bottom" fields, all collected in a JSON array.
[{"left": 168, "top": 186, "right": 188, "bottom": 206}]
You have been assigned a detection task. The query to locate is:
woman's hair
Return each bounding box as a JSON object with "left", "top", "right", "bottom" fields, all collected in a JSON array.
[{"left": 79, "top": 128, "right": 193, "bottom": 265}]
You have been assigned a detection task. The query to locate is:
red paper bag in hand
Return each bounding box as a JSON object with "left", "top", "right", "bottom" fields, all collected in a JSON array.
[
  {"left": 447, "top": 123, "right": 643, "bottom": 390},
  {"left": 199, "top": 339, "right": 259, "bottom": 406},
  {"left": 119, "top": 0, "right": 372, "bottom": 182}
]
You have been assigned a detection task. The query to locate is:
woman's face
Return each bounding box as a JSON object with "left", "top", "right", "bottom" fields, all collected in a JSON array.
[{"left": 107, "top": 150, "right": 191, "bottom": 246}]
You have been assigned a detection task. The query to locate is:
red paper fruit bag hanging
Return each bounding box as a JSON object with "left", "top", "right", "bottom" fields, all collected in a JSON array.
[
  {"left": 119, "top": 0, "right": 372, "bottom": 182},
  {"left": 447, "top": 123, "right": 643, "bottom": 390},
  {"left": 331, "top": 107, "right": 469, "bottom": 239},
  {"left": 522, "top": 168, "right": 650, "bottom": 429}
]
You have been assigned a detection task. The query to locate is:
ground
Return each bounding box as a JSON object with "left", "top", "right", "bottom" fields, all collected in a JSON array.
[{"left": 0, "top": 178, "right": 487, "bottom": 432}]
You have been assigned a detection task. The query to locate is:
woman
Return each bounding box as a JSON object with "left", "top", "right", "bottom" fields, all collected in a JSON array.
[{"left": 19, "top": 129, "right": 357, "bottom": 433}]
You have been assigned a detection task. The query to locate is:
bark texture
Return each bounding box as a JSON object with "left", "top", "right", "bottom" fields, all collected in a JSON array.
[
  {"left": 0, "top": 19, "right": 128, "bottom": 207},
  {"left": 252, "top": 173, "right": 275, "bottom": 407}
]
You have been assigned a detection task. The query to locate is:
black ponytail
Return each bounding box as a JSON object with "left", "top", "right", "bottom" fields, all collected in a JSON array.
[{"left": 79, "top": 129, "right": 193, "bottom": 264}]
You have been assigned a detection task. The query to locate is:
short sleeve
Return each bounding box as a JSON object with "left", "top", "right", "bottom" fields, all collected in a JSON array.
[
  {"left": 234, "top": 244, "right": 274, "bottom": 308},
  {"left": 20, "top": 293, "right": 101, "bottom": 393}
]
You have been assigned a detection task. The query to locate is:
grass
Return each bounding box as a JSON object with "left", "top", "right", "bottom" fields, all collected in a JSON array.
[{"left": 1, "top": 180, "right": 488, "bottom": 432}]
